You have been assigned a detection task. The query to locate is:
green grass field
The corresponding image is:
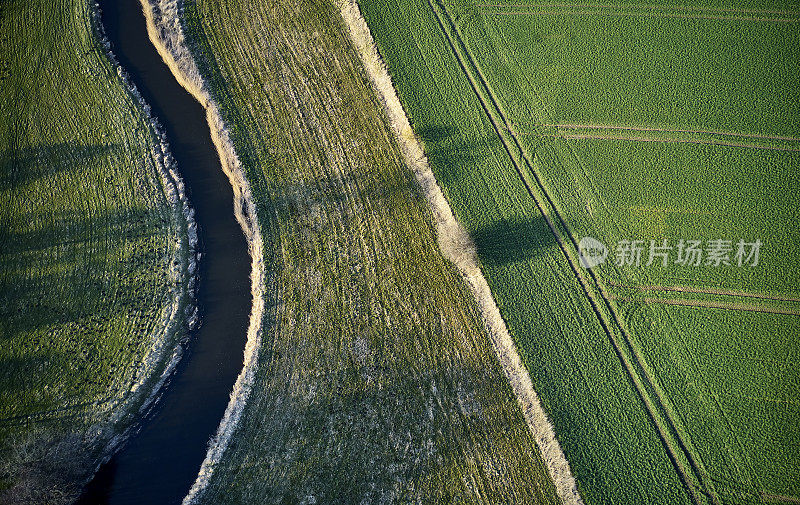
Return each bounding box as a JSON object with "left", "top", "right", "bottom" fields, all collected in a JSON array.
[
  {"left": 0, "top": 0, "right": 192, "bottom": 501},
  {"left": 160, "top": 0, "right": 571, "bottom": 502},
  {"left": 360, "top": 0, "right": 800, "bottom": 503}
]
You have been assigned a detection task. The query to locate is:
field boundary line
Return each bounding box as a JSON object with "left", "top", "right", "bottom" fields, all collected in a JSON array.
[
  {"left": 611, "top": 296, "right": 800, "bottom": 316},
  {"left": 607, "top": 282, "right": 800, "bottom": 303},
  {"left": 430, "top": 1, "right": 720, "bottom": 502},
  {"left": 536, "top": 124, "right": 800, "bottom": 143},
  {"left": 341, "top": 1, "right": 584, "bottom": 503},
  {"left": 137, "top": 2, "right": 269, "bottom": 504},
  {"left": 548, "top": 133, "right": 800, "bottom": 152},
  {"left": 484, "top": 10, "right": 799, "bottom": 22},
  {"left": 477, "top": 3, "right": 800, "bottom": 16}
]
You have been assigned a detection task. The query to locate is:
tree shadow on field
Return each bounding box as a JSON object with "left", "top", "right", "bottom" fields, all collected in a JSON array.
[
  {"left": 0, "top": 206, "right": 169, "bottom": 341},
  {"left": 0, "top": 352, "right": 70, "bottom": 407},
  {"left": 416, "top": 124, "right": 490, "bottom": 188},
  {"left": 0, "top": 143, "right": 118, "bottom": 190},
  {"left": 415, "top": 125, "right": 557, "bottom": 266},
  {"left": 472, "top": 214, "right": 556, "bottom": 266}
]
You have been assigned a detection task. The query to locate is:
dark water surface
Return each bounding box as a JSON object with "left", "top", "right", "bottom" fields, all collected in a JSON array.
[{"left": 77, "top": 0, "right": 251, "bottom": 503}]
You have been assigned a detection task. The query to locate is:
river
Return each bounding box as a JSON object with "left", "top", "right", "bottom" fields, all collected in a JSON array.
[{"left": 77, "top": 0, "right": 251, "bottom": 503}]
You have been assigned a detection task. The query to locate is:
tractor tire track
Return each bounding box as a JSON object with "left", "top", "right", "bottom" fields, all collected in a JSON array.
[
  {"left": 477, "top": 3, "right": 800, "bottom": 16},
  {"left": 536, "top": 124, "right": 800, "bottom": 143},
  {"left": 607, "top": 282, "right": 800, "bottom": 303},
  {"left": 484, "top": 10, "right": 799, "bottom": 23},
  {"left": 551, "top": 133, "right": 800, "bottom": 152},
  {"left": 611, "top": 296, "right": 800, "bottom": 316}
]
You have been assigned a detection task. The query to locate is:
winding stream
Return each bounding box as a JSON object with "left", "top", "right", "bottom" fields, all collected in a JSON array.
[{"left": 77, "top": 0, "right": 251, "bottom": 503}]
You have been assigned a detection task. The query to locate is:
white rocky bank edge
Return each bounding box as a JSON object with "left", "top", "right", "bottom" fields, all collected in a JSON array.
[
  {"left": 87, "top": 0, "right": 197, "bottom": 473},
  {"left": 337, "top": 1, "right": 584, "bottom": 504},
  {"left": 133, "top": 1, "right": 267, "bottom": 504}
]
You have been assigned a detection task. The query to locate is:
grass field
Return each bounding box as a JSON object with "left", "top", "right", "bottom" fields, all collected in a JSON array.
[
  {"left": 130, "top": 0, "right": 583, "bottom": 502},
  {"left": 0, "top": 0, "right": 193, "bottom": 501},
  {"left": 360, "top": 0, "right": 800, "bottom": 503}
]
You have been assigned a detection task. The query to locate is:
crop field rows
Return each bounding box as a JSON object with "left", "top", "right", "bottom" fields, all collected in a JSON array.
[
  {"left": 361, "top": 0, "right": 799, "bottom": 503},
  {"left": 426, "top": 2, "right": 718, "bottom": 502}
]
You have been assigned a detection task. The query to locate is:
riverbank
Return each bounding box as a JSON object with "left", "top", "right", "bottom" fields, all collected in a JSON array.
[
  {"left": 159, "top": 0, "right": 562, "bottom": 502},
  {"left": 74, "top": 0, "right": 253, "bottom": 502},
  {"left": 0, "top": 0, "right": 194, "bottom": 502}
]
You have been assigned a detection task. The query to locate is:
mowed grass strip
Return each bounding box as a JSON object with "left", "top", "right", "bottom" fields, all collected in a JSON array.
[{"left": 0, "top": 0, "right": 191, "bottom": 501}]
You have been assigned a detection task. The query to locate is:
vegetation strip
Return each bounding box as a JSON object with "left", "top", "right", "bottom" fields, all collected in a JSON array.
[
  {"left": 341, "top": 1, "right": 582, "bottom": 502},
  {"left": 427, "top": 0, "right": 722, "bottom": 501}
]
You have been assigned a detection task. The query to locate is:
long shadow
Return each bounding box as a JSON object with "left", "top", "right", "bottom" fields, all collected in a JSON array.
[
  {"left": 0, "top": 353, "right": 65, "bottom": 400},
  {"left": 472, "top": 214, "right": 555, "bottom": 266},
  {"left": 0, "top": 143, "right": 118, "bottom": 190},
  {"left": 0, "top": 206, "right": 167, "bottom": 340},
  {"left": 416, "top": 125, "right": 555, "bottom": 266},
  {"left": 417, "top": 124, "right": 490, "bottom": 188},
  {"left": 0, "top": 206, "right": 161, "bottom": 257},
  {"left": 0, "top": 204, "right": 184, "bottom": 438}
]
